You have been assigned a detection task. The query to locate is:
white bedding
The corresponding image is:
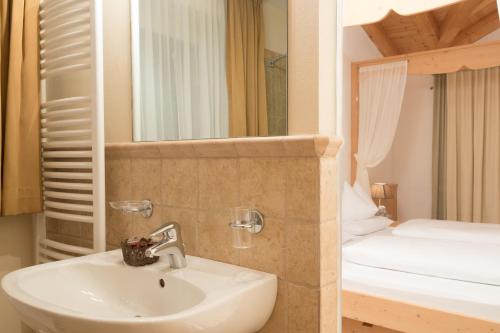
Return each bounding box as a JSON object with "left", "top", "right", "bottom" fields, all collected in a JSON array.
[
  {"left": 343, "top": 259, "right": 500, "bottom": 322},
  {"left": 393, "top": 219, "right": 500, "bottom": 245},
  {"left": 343, "top": 235, "right": 500, "bottom": 286}
]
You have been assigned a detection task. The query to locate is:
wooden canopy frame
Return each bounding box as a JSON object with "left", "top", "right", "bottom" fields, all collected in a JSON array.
[
  {"left": 346, "top": 40, "right": 500, "bottom": 332},
  {"left": 350, "top": 40, "right": 500, "bottom": 184}
]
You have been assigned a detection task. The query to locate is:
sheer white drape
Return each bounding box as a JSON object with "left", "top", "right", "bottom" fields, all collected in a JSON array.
[
  {"left": 356, "top": 61, "right": 408, "bottom": 192},
  {"left": 136, "top": 0, "right": 228, "bottom": 141}
]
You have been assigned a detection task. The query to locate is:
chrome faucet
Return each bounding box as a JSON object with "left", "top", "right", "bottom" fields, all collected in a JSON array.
[{"left": 145, "top": 222, "right": 187, "bottom": 269}]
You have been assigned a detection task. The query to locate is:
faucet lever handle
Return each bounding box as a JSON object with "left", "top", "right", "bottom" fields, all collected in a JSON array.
[{"left": 149, "top": 222, "right": 180, "bottom": 240}]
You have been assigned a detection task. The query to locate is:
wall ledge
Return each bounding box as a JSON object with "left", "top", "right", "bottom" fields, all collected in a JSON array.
[{"left": 106, "top": 135, "right": 343, "bottom": 159}]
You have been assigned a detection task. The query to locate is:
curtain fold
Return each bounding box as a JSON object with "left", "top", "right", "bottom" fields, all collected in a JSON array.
[
  {"left": 137, "top": 0, "right": 228, "bottom": 141},
  {"left": 432, "top": 74, "right": 447, "bottom": 219},
  {"left": 0, "top": 0, "right": 42, "bottom": 215},
  {"left": 356, "top": 61, "right": 408, "bottom": 193},
  {"left": 226, "top": 0, "right": 268, "bottom": 137},
  {"left": 438, "top": 67, "right": 500, "bottom": 224}
]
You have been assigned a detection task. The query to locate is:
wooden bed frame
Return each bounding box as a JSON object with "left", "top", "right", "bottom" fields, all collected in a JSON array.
[{"left": 346, "top": 40, "right": 500, "bottom": 332}]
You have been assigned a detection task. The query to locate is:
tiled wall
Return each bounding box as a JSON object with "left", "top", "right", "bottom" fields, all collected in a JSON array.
[{"left": 101, "top": 136, "right": 339, "bottom": 332}]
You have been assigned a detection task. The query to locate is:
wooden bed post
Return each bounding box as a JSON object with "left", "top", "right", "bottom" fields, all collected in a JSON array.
[{"left": 350, "top": 63, "right": 359, "bottom": 185}]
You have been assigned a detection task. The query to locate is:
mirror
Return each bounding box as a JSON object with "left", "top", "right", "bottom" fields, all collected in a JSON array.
[{"left": 130, "top": 0, "right": 288, "bottom": 142}]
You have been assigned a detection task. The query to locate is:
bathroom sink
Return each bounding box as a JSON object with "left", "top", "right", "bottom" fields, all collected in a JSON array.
[{"left": 1, "top": 250, "right": 277, "bottom": 333}]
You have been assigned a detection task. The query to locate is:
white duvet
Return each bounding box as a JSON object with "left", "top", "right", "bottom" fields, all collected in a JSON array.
[
  {"left": 343, "top": 235, "right": 500, "bottom": 286},
  {"left": 393, "top": 219, "right": 500, "bottom": 245}
]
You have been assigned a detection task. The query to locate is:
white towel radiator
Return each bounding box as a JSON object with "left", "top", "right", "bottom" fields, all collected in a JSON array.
[{"left": 37, "top": 0, "right": 105, "bottom": 263}]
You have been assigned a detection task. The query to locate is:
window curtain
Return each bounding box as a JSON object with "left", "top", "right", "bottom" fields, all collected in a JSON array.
[
  {"left": 432, "top": 74, "right": 447, "bottom": 219},
  {"left": 433, "top": 67, "right": 500, "bottom": 224},
  {"left": 226, "top": 0, "right": 268, "bottom": 137},
  {"left": 0, "top": 0, "right": 42, "bottom": 215},
  {"left": 356, "top": 61, "right": 408, "bottom": 192},
  {"left": 137, "top": 0, "right": 228, "bottom": 141}
]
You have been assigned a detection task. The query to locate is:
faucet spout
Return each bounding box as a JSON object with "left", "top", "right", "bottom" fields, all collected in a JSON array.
[{"left": 145, "top": 222, "right": 187, "bottom": 269}]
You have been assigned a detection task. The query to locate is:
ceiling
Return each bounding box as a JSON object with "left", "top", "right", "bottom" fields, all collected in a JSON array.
[{"left": 362, "top": 0, "right": 500, "bottom": 56}]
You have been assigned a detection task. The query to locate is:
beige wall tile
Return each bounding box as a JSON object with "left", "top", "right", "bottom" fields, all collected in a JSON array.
[
  {"left": 320, "top": 158, "right": 337, "bottom": 221},
  {"left": 197, "top": 209, "right": 240, "bottom": 265},
  {"left": 81, "top": 223, "right": 93, "bottom": 241},
  {"left": 288, "top": 283, "right": 319, "bottom": 333},
  {"left": 161, "top": 159, "right": 198, "bottom": 209},
  {"left": 105, "top": 158, "right": 131, "bottom": 200},
  {"left": 106, "top": 210, "right": 133, "bottom": 247},
  {"left": 130, "top": 159, "right": 162, "bottom": 205},
  {"left": 240, "top": 158, "right": 286, "bottom": 218},
  {"left": 283, "top": 137, "right": 318, "bottom": 157},
  {"left": 160, "top": 206, "right": 198, "bottom": 256},
  {"left": 259, "top": 279, "right": 288, "bottom": 333},
  {"left": 158, "top": 141, "right": 197, "bottom": 158},
  {"left": 46, "top": 219, "right": 59, "bottom": 233},
  {"left": 47, "top": 233, "right": 82, "bottom": 247},
  {"left": 320, "top": 283, "right": 338, "bottom": 333},
  {"left": 193, "top": 140, "right": 238, "bottom": 158},
  {"left": 58, "top": 220, "right": 82, "bottom": 238},
  {"left": 127, "top": 143, "right": 160, "bottom": 159},
  {"left": 286, "top": 222, "right": 319, "bottom": 287},
  {"left": 130, "top": 207, "right": 163, "bottom": 239},
  {"left": 240, "top": 218, "right": 285, "bottom": 279},
  {"left": 199, "top": 159, "right": 239, "bottom": 210},
  {"left": 320, "top": 221, "right": 337, "bottom": 287},
  {"left": 235, "top": 138, "right": 287, "bottom": 157},
  {"left": 102, "top": 137, "right": 340, "bottom": 333},
  {"left": 286, "top": 158, "right": 319, "bottom": 221}
]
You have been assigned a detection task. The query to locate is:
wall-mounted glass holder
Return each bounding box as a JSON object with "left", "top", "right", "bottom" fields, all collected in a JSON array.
[
  {"left": 109, "top": 200, "right": 153, "bottom": 218},
  {"left": 229, "top": 208, "right": 264, "bottom": 249}
]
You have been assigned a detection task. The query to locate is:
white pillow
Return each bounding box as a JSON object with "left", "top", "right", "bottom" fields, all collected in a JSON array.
[
  {"left": 342, "top": 182, "right": 378, "bottom": 222},
  {"left": 343, "top": 217, "right": 393, "bottom": 236},
  {"left": 353, "top": 181, "right": 376, "bottom": 206},
  {"left": 342, "top": 232, "right": 356, "bottom": 244}
]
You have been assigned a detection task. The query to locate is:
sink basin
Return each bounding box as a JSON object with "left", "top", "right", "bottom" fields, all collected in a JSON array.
[{"left": 1, "top": 250, "right": 277, "bottom": 333}]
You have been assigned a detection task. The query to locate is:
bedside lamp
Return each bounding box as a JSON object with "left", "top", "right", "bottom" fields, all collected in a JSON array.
[{"left": 371, "top": 183, "right": 393, "bottom": 217}]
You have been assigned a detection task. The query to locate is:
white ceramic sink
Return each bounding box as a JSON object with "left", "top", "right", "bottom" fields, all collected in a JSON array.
[{"left": 1, "top": 250, "right": 277, "bottom": 333}]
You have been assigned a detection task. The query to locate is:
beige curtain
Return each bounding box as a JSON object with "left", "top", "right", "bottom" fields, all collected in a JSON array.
[
  {"left": 434, "top": 67, "right": 500, "bottom": 224},
  {"left": 432, "top": 74, "right": 447, "bottom": 219},
  {"left": 0, "top": 0, "right": 42, "bottom": 215},
  {"left": 226, "top": 0, "right": 268, "bottom": 137}
]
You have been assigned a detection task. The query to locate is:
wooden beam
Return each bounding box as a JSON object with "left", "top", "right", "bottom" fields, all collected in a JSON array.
[
  {"left": 453, "top": 11, "right": 500, "bottom": 46},
  {"left": 438, "top": 0, "right": 483, "bottom": 48},
  {"left": 353, "top": 40, "right": 500, "bottom": 75},
  {"left": 343, "top": 291, "right": 500, "bottom": 333},
  {"left": 412, "top": 12, "right": 440, "bottom": 49},
  {"left": 350, "top": 63, "right": 359, "bottom": 185},
  {"left": 362, "top": 23, "right": 399, "bottom": 56}
]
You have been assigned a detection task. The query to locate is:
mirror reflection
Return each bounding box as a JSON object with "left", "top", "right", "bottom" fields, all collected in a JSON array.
[{"left": 131, "top": 0, "right": 288, "bottom": 141}]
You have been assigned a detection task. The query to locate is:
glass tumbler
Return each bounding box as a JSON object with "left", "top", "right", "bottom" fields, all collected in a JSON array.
[{"left": 229, "top": 207, "right": 254, "bottom": 249}]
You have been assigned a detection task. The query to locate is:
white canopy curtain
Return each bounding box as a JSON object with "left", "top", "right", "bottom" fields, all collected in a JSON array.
[
  {"left": 343, "top": 0, "right": 462, "bottom": 27},
  {"left": 356, "top": 61, "right": 408, "bottom": 193},
  {"left": 135, "top": 0, "right": 228, "bottom": 141}
]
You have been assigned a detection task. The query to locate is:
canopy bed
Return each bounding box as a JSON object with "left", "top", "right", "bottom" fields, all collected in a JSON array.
[{"left": 344, "top": 40, "right": 500, "bottom": 333}]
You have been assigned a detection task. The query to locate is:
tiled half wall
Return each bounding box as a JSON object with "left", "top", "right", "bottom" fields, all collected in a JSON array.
[{"left": 99, "top": 136, "right": 340, "bottom": 332}]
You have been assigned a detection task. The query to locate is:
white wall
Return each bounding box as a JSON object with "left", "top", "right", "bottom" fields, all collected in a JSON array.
[
  {"left": 339, "top": 26, "right": 382, "bottom": 186},
  {"left": 103, "top": 0, "right": 133, "bottom": 143},
  {"left": 369, "top": 76, "right": 434, "bottom": 221},
  {"left": 263, "top": 0, "right": 287, "bottom": 55},
  {"left": 0, "top": 215, "right": 34, "bottom": 333}
]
